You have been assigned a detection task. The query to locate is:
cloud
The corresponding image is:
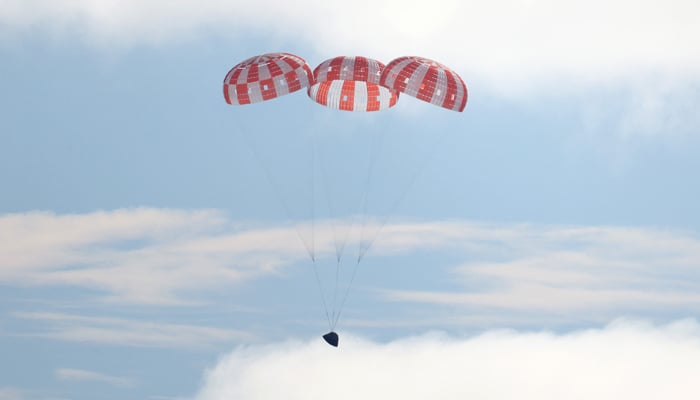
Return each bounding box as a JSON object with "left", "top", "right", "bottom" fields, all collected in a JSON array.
[
  {"left": 2, "top": 209, "right": 700, "bottom": 325},
  {"left": 3, "top": 1, "right": 698, "bottom": 137},
  {"left": 2, "top": 1, "right": 699, "bottom": 83},
  {"left": 374, "top": 223, "right": 700, "bottom": 325},
  {"left": 0, "top": 208, "right": 306, "bottom": 304},
  {"left": 14, "top": 312, "right": 252, "bottom": 348},
  {"left": 193, "top": 319, "right": 700, "bottom": 400},
  {"left": 55, "top": 368, "right": 134, "bottom": 388}
]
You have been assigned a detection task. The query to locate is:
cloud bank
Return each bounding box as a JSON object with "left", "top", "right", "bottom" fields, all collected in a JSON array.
[
  {"left": 378, "top": 223, "right": 700, "bottom": 320},
  {"left": 194, "top": 319, "right": 700, "bottom": 400},
  {"left": 55, "top": 368, "right": 134, "bottom": 388},
  {"left": 14, "top": 312, "right": 250, "bottom": 349},
  {"left": 2, "top": 209, "right": 699, "bottom": 325},
  {"left": 2, "top": 0, "right": 699, "bottom": 86},
  {"left": 3, "top": 1, "right": 699, "bottom": 137},
  {"left": 0, "top": 208, "right": 305, "bottom": 304}
]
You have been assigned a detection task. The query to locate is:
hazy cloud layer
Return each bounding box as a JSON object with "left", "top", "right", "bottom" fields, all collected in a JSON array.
[
  {"left": 14, "top": 312, "right": 251, "bottom": 349},
  {"left": 378, "top": 222, "right": 700, "bottom": 324},
  {"left": 55, "top": 368, "right": 134, "bottom": 388},
  {"left": 2, "top": 1, "right": 699, "bottom": 84},
  {"left": 0, "top": 209, "right": 304, "bottom": 304},
  {"left": 194, "top": 319, "right": 700, "bottom": 400},
  {"left": 2, "top": 209, "right": 700, "bottom": 322},
  {"left": 3, "top": 1, "right": 698, "bottom": 137}
]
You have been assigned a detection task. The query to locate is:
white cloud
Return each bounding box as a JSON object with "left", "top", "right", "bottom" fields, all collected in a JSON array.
[
  {"left": 55, "top": 368, "right": 134, "bottom": 388},
  {"left": 3, "top": 1, "right": 698, "bottom": 136},
  {"left": 14, "top": 312, "right": 252, "bottom": 348},
  {"left": 2, "top": 209, "right": 700, "bottom": 324},
  {"left": 194, "top": 319, "right": 700, "bottom": 400},
  {"left": 0, "top": 208, "right": 306, "bottom": 304},
  {"left": 1, "top": 1, "right": 698, "bottom": 84},
  {"left": 374, "top": 223, "right": 700, "bottom": 323}
]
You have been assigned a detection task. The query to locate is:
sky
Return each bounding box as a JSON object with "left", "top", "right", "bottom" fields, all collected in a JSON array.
[{"left": 1, "top": 0, "right": 700, "bottom": 399}]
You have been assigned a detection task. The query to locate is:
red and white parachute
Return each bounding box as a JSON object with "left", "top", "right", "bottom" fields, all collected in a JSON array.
[
  {"left": 381, "top": 56, "right": 468, "bottom": 112},
  {"left": 307, "top": 56, "right": 398, "bottom": 112},
  {"left": 222, "top": 51, "right": 467, "bottom": 347},
  {"left": 223, "top": 52, "right": 467, "bottom": 111},
  {"left": 223, "top": 52, "right": 313, "bottom": 105}
]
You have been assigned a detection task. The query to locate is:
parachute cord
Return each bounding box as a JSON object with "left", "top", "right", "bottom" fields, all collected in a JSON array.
[
  {"left": 330, "top": 258, "right": 341, "bottom": 324},
  {"left": 235, "top": 121, "right": 316, "bottom": 262},
  {"left": 357, "top": 126, "right": 452, "bottom": 262},
  {"left": 330, "top": 128, "right": 384, "bottom": 330},
  {"left": 311, "top": 259, "right": 333, "bottom": 331},
  {"left": 315, "top": 130, "right": 357, "bottom": 264},
  {"left": 331, "top": 257, "right": 362, "bottom": 330},
  {"left": 310, "top": 136, "right": 336, "bottom": 330},
  {"left": 357, "top": 126, "right": 385, "bottom": 262},
  {"left": 311, "top": 137, "right": 316, "bottom": 260}
]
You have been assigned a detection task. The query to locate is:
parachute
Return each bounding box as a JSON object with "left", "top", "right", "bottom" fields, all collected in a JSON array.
[
  {"left": 223, "top": 52, "right": 313, "bottom": 105},
  {"left": 224, "top": 52, "right": 467, "bottom": 347},
  {"left": 308, "top": 56, "right": 398, "bottom": 111},
  {"left": 381, "top": 56, "right": 467, "bottom": 112}
]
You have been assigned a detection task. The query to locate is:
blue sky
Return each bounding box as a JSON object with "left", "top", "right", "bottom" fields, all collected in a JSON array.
[{"left": 2, "top": 1, "right": 700, "bottom": 399}]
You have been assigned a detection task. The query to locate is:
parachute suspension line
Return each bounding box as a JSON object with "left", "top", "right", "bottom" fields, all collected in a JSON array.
[
  {"left": 234, "top": 117, "right": 331, "bottom": 330},
  {"left": 311, "top": 258, "right": 333, "bottom": 330},
  {"left": 313, "top": 124, "right": 357, "bottom": 265},
  {"left": 330, "top": 125, "right": 386, "bottom": 331},
  {"left": 310, "top": 135, "right": 334, "bottom": 330},
  {"left": 358, "top": 127, "right": 452, "bottom": 263},
  {"left": 316, "top": 134, "right": 344, "bottom": 262},
  {"left": 332, "top": 257, "right": 362, "bottom": 330},
  {"left": 310, "top": 134, "right": 316, "bottom": 262},
  {"left": 357, "top": 125, "right": 387, "bottom": 263},
  {"left": 313, "top": 122, "right": 355, "bottom": 328},
  {"left": 330, "top": 258, "right": 341, "bottom": 325},
  {"left": 235, "top": 121, "right": 316, "bottom": 262}
]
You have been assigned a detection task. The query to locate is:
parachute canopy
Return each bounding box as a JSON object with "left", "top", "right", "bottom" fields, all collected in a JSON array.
[
  {"left": 381, "top": 56, "right": 467, "bottom": 112},
  {"left": 223, "top": 52, "right": 313, "bottom": 105},
  {"left": 308, "top": 56, "right": 399, "bottom": 112}
]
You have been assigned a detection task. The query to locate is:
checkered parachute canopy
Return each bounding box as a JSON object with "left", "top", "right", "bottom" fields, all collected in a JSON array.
[{"left": 223, "top": 52, "right": 313, "bottom": 105}]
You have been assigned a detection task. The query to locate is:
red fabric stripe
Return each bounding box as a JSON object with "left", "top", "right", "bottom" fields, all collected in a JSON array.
[
  {"left": 281, "top": 54, "right": 301, "bottom": 71},
  {"left": 326, "top": 57, "right": 344, "bottom": 81},
  {"left": 380, "top": 57, "right": 408, "bottom": 88},
  {"left": 457, "top": 74, "right": 468, "bottom": 111},
  {"left": 366, "top": 83, "right": 380, "bottom": 111},
  {"left": 316, "top": 81, "right": 330, "bottom": 106},
  {"left": 379, "top": 59, "right": 395, "bottom": 87},
  {"left": 246, "top": 63, "right": 259, "bottom": 83},
  {"left": 236, "top": 83, "right": 251, "bottom": 104},
  {"left": 394, "top": 61, "right": 419, "bottom": 93},
  {"left": 286, "top": 71, "right": 301, "bottom": 92},
  {"left": 416, "top": 66, "right": 438, "bottom": 103},
  {"left": 229, "top": 67, "right": 243, "bottom": 85},
  {"left": 340, "top": 80, "right": 355, "bottom": 111},
  {"left": 267, "top": 60, "right": 283, "bottom": 78},
  {"left": 260, "top": 78, "right": 277, "bottom": 101},
  {"left": 442, "top": 70, "right": 458, "bottom": 110},
  {"left": 353, "top": 56, "right": 368, "bottom": 82}
]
